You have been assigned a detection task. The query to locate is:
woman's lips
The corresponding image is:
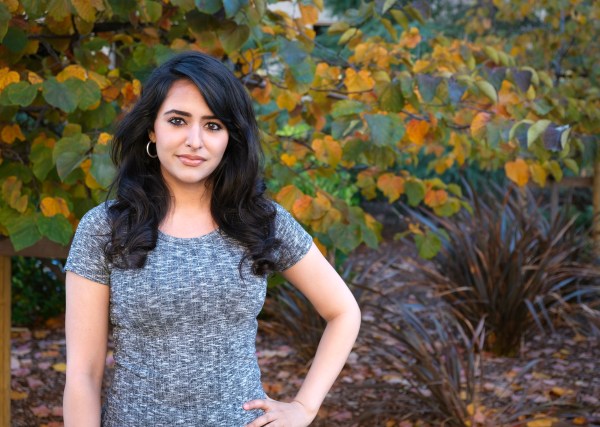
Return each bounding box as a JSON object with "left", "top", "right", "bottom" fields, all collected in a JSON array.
[{"left": 177, "top": 155, "right": 206, "bottom": 166}]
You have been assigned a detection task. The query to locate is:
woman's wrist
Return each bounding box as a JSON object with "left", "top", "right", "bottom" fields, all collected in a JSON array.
[{"left": 291, "top": 399, "right": 319, "bottom": 419}]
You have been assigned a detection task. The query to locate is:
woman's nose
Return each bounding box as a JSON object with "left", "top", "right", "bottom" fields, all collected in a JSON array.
[{"left": 186, "top": 126, "right": 203, "bottom": 149}]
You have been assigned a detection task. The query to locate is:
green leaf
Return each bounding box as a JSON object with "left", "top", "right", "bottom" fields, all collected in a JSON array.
[
  {"left": 417, "top": 74, "right": 442, "bottom": 103},
  {"left": 43, "top": 77, "right": 78, "bottom": 113},
  {"left": 195, "top": 0, "right": 222, "bottom": 14},
  {"left": 1, "top": 82, "right": 38, "bottom": 107},
  {"left": 365, "top": 113, "right": 405, "bottom": 147},
  {"left": 5, "top": 214, "right": 42, "bottom": 252},
  {"left": 53, "top": 133, "right": 91, "bottom": 181},
  {"left": 65, "top": 78, "right": 101, "bottom": 110},
  {"left": 527, "top": 119, "right": 551, "bottom": 148},
  {"left": 328, "top": 222, "right": 361, "bottom": 253},
  {"left": 81, "top": 101, "right": 117, "bottom": 129},
  {"left": 475, "top": 80, "right": 498, "bottom": 103},
  {"left": 171, "top": 0, "right": 196, "bottom": 11},
  {"left": 2, "top": 27, "right": 28, "bottom": 53},
  {"left": 142, "top": 0, "right": 162, "bottom": 22},
  {"left": 376, "top": 79, "right": 404, "bottom": 112},
  {"left": 30, "top": 143, "right": 55, "bottom": 181},
  {"left": 217, "top": 22, "right": 249, "bottom": 53},
  {"left": 331, "top": 100, "right": 365, "bottom": 119},
  {"left": 223, "top": 0, "right": 247, "bottom": 17},
  {"left": 47, "top": 0, "right": 71, "bottom": 20},
  {"left": 36, "top": 214, "right": 73, "bottom": 246},
  {"left": 381, "top": 0, "right": 396, "bottom": 14},
  {"left": 289, "top": 58, "right": 315, "bottom": 94},
  {"left": 279, "top": 39, "right": 308, "bottom": 66},
  {"left": 0, "top": 3, "right": 12, "bottom": 43},
  {"left": 20, "top": 0, "right": 45, "bottom": 18},
  {"left": 415, "top": 230, "right": 441, "bottom": 259},
  {"left": 447, "top": 183, "right": 462, "bottom": 197},
  {"left": 404, "top": 179, "right": 426, "bottom": 206},
  {"left": 90, "top": 144, "right": 116, "bottom": 188},
  {"left": 564, "top": 158, "right": 579, "bottom": 175},
  {"left": 390, "top": 9, "right": 409, "bottom": 30},
  {"left": 546, "top": 160, "right": 563, "bottom": 182}
]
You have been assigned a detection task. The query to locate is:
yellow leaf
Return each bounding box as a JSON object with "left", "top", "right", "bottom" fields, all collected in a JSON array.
[
  {"left": 280, "top": 153, "right": 297, "bottom": 167},
  {"left": 71, "top": 0, "right": 97, "bottom": 21},
  {"left": 0, "top": 67, "right": 20, "bottom": 91},
  {"left": 505, "top": 158, "right": 530, "bottom": 187},
  {"left": 314, "top": 237, "right": 327, "bottom": 256},
  {"left": 406, "top": 119, "right": 430, "bottom": 145},
  {"left": 40, "top": 197, "right": 70, "bottom": 218},
  {"left": 356, "top": 169, "right": 377, "bottom": 199},
  {"left": 97, "top": 132, "right": 112, "bottom": 145},
  {"left": 470, "top": 112, "right": 492, "bottom": 140},
  {"left": 573, "top": 417, "right": 587, "bottom": 425},
  {"left": 377, "top": 173, "right": 405, "bottom": 203},
  {"left": 529, "top": 163, "right": 547, "bottom": 187},
  {"left": 276, "top": 90, "right": 301, "bottom": 112},
  {"left": 298, "top": 4, "right": 319, "bottom": 26},
  {"left": 1, "top": 124, "right": 25, "bottom": 144},
  {"left": 88, "top": 71, "right": 110, "bottom": 89},
  {"left": 344, "top": 68, "right": 375, "bottom": 93},
  {"left": 424, "top": 189, "right": 448, "bottom": 208},
  {"left": 56, "top": 64, "right": 87, "bottom": 82},
  {"left": 10, "top": 390, "right": 29, "bottom": 400},
  {"left": 399, "top": 27, "right": 421, "bottom": 49},
  {"left": 526, "top": 417, "right": 558, "bottom": 427},
  {"left": 28, "top": 71, "right": 44, "bottom": 85},
  {"left": 52, "top": 362, "right": 67, "bottom": 373},
  {"left": 275, "top": 185, "right": 304, "bottom": 211},
  {"left": 312, "top": 136, "right": 342, "bottom": 168}
]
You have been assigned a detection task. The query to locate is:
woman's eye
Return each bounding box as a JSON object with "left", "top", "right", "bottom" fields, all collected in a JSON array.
[
  {"left": 169, "top": 117, "right": 185, "bottom": 126},
  {"left": 206, "top": 122, "right": 223, "bottom": 131}
]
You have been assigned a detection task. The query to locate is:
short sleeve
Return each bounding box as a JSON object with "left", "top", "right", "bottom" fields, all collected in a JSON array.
[
  {"left": 272, "top": 202, "right": 313, "bottom": 272},
  {"left": 64, "top": 203, "right": 111, "bottom": 285}
]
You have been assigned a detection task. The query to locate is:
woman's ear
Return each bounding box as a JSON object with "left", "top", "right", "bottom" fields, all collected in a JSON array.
[{"left": 148, "top": 130, "right": 155, "bottom": 142}]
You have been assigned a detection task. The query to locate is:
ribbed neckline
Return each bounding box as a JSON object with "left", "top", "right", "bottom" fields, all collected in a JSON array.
[{"left": 157, "top": 228, "right": 220, "bottom": 243}]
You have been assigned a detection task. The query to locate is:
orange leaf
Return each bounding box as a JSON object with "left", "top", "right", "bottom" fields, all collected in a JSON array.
[
  {"left": 52, "top": 363, "right": 66, "bottom": 372},
  {"left": 299, "top": 4, "right": 319, "bottom": 26},
  {"left": 1, "top": 124, "right": 25, "bottom": 144},
  {"left": 292, "top": 195, "right": 313, "bottom": 222},
  {"left": 56, "top": 64, "right": 87, "bottom": 82},
  {"left": 344, "top": 68, "right": 375, "bottom": 93},
  {"left": 406, "top": 119, "right": 430, "bottom": 145},
  {"left": 377, "top": 173, "right": 405, "bottom": 202},
  {"left": 275, "top": 185, "right": 304, "bottom": 211},
  {"left": 251, "top": 80, "right": 272, "bottom": 105},
  {"left": 40, "top": 197, "right": 70, "bottom": 218},
  {"left": 0, "top": 67, "right": 20, "bottom": 91},
  {"left": 28, "top": 71, "right": 44, "bottom": 85},
  {"left": 505, "top": 158, "right": 530, "bottom": 187},
  {"left": 97, "top": 132, "right": 112, "bottom": 145},
  {"left": 470, "top": 112, "right": 492, "bottom": 140},
  {"left": 399, "top": 27, "right": 421, "bottom": 49},
  {"left": 280, "top": 153, "right": 297, "bottom": 167},
  {"left": 424, "top": 189, "right": 448, "bottom": 208},
  {"left": 276, "top": 90, "right": 301, "bottom": 112},
  {"left": 312, "top": 136, "right": 342, "bottom": 168}
]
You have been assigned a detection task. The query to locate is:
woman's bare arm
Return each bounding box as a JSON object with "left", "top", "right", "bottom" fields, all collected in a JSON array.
[
  {"left": 244, "top": 244, "right": 361, "bottom": 426},
  {"left": 63, "top": 272, "right": 110, "bottom": 427}
]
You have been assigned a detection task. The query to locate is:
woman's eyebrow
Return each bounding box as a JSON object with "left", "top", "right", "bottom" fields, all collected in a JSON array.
[
  {"left": 163, "top": 109, "right": 219, "bottom": 120},
  {"left": 163, "top": 109, "right": 192, "bottom": 117}
]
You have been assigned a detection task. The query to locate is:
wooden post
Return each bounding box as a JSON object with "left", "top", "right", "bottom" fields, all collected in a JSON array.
[
  {"left": 0, "top": 256, "right": 10, "bottom": 426},
  {"left": 593, "top": 160, "right": 600, "bottom": 260}
]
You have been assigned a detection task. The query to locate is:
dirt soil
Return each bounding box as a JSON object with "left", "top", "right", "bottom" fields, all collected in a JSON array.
[{"left": 9, "top": 240, "right": 600, "bottom": 426}]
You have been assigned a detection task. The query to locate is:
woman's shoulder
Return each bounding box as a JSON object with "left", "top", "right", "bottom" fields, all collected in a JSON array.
[{"left": 77, "top": 200, "right": 115, "bottom": 232}]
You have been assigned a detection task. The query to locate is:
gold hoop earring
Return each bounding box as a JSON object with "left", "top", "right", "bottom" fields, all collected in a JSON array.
[{"left": 146, "top": 141, "right": 158, "bottom": 158}]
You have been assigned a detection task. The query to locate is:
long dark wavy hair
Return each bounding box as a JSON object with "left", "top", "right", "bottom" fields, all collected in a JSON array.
[{"left": 105, "top": 51, "right": 279, "bottom": 276}]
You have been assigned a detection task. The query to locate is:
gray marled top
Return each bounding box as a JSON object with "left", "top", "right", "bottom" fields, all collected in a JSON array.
[{"left": 65, "top": 201, "right": 313, "bottom": 426}]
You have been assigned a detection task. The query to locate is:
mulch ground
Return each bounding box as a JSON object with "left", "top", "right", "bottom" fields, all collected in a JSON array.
[{"left": 9, "top": 240, "right": 600, "bottom": 426}]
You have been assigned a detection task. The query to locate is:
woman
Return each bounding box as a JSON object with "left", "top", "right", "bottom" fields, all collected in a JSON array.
[{"left": 62, "top": 51, "right": 361, "bottom": 426}]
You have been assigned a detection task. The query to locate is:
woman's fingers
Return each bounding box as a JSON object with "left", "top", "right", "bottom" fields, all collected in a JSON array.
[
  {"left": 244, "top": 406, "right": 276, "bottom": 427},
  {"left": 243, "top": 398, "right": 269, "bottom": 411}
]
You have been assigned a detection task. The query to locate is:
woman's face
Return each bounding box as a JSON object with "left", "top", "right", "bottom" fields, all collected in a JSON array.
[{"left": 148, "top": 79, "right": 229, "bottom": 193}]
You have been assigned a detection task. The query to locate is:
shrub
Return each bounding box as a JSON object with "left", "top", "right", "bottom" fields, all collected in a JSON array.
[
  {"left": 11, "top": 257, "right": 66, "bottom": 327},
  {"left": 260, "top": 281, "right": 326, "bottom": 365},
  {"left": 403, "top": 184, "right": 600, "bottom": 356}
]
